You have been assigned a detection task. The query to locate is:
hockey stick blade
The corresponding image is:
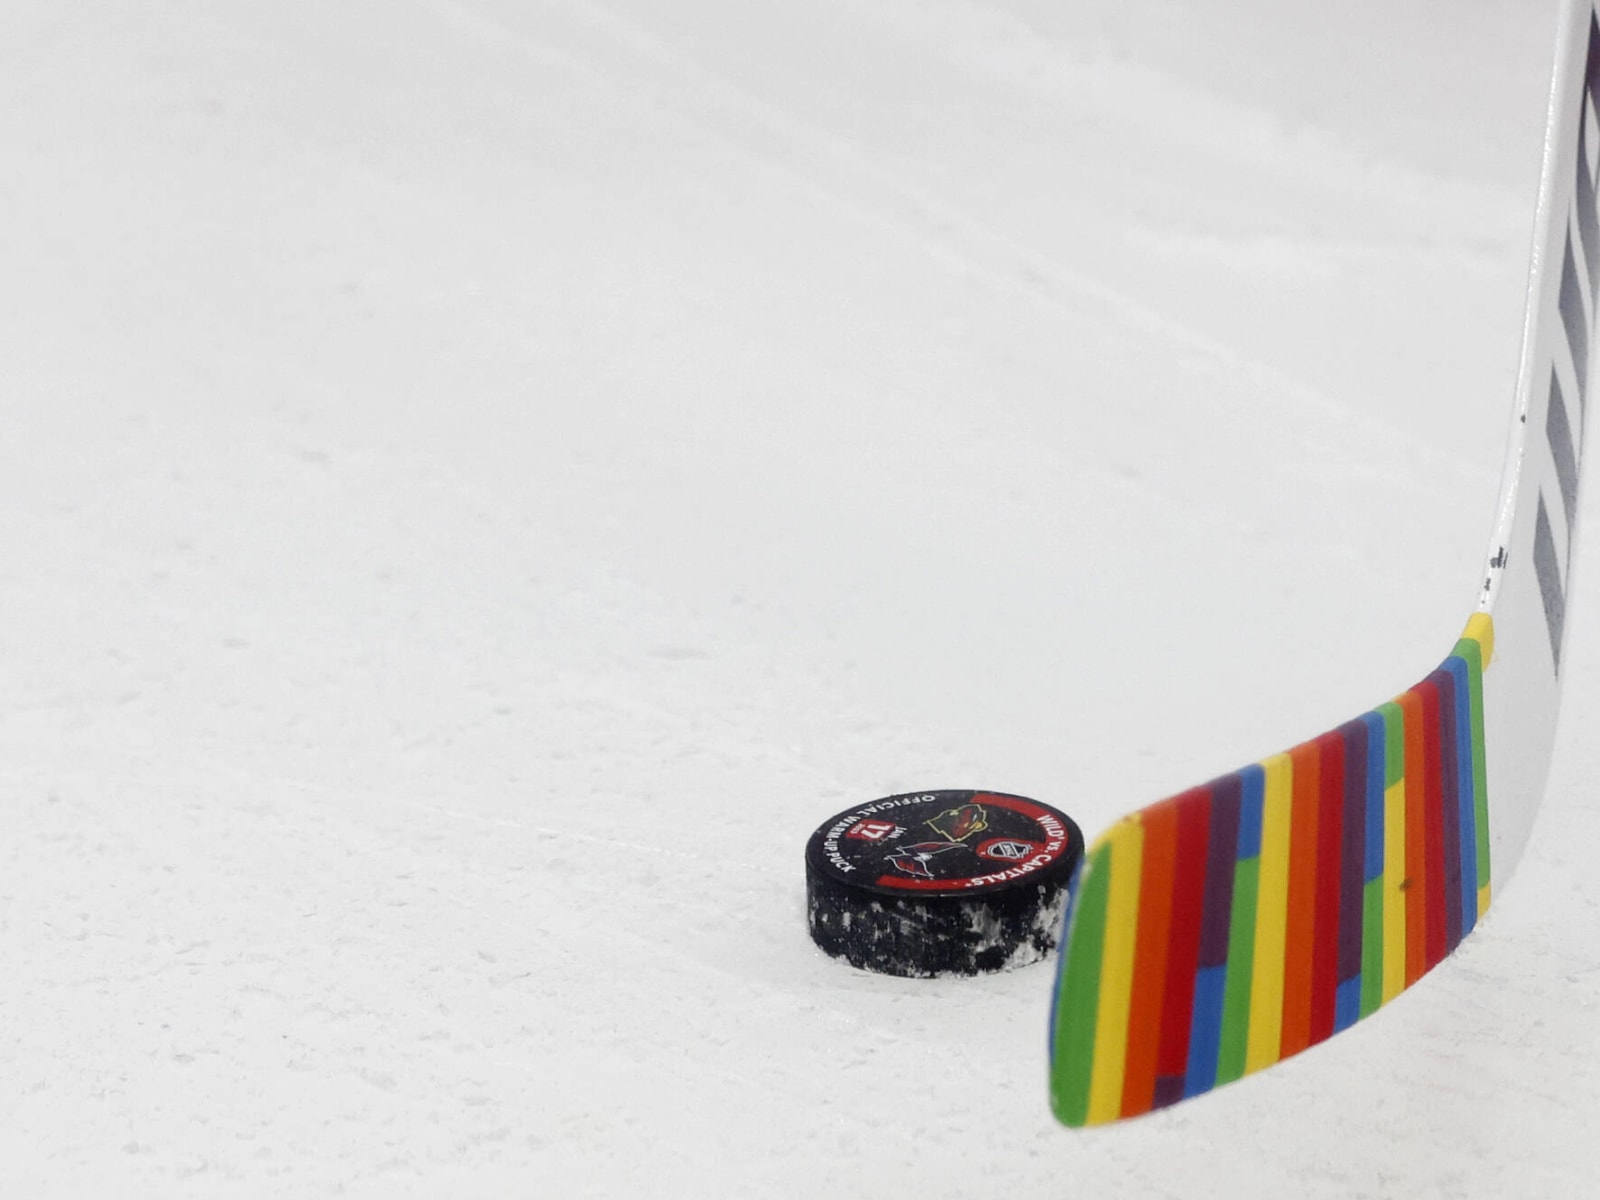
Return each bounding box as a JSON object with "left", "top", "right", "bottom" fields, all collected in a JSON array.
[{"left": 1048, "top": 0, "right": 1600, "bottom": 1127}]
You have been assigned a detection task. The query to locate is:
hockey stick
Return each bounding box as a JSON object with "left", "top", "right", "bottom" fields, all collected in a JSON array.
[{"left": 1048, "top": 0, "right": 1600, "bottom": 1127}]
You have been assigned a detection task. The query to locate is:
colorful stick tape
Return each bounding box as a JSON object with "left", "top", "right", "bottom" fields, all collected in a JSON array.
[{"left": 1048, "top": 615, "right": 1493, "bottom": 1126}]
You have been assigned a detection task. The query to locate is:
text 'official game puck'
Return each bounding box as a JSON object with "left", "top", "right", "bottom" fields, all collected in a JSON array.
[{"left": 805, "top": 789, "right": 1084, "bottom": 978}]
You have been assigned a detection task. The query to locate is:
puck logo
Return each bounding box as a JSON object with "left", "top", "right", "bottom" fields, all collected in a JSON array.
[
  {"left": 808, "top": 790, "right": 1076, "bottom": 894},
  {"left": 976, "top": 838, "right": 1039, "bottom": 862},
  {"left": 886, "top": 842, "right": 965, "bottom": 878},
  {"left": 926, "top": 804, "right": 987, "bottom": 842}
]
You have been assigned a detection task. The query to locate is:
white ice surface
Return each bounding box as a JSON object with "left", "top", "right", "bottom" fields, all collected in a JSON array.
[{"left": 3, "top": 1, "right": 1597, "bottom": 1196}]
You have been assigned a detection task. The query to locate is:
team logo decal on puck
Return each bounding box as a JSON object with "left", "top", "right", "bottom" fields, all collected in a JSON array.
[
  {"left": 977, "top": 838, "right": 1039, "bottom": 862},
  {"left": 804, "top": 789, "right": 1084, "bottom": 978}
]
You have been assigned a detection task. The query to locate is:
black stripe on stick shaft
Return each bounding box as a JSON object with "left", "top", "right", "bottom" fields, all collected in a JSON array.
[
  {"left": 1548, "top": 371, "right": 1582, "bottom": 541},
  {"left": 1577, "top": 92, "right": 1600, "bottom": 299},
  {"left": 1561, "top": 238, "right": 1590, "bottom": 417},
  {"left": 1588, "top": 13, "right": 1600, "bottom": 131},
  {"left": 1535, "top": 493, "right": 1569, "bottom": 673}
]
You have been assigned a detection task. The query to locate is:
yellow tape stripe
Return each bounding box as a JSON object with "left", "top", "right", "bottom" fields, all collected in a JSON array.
[
  {"left": 1087, "top": 816, "right": 1144, "bottom": 1124},
  {"left": 1244, "top": 752, "right": 1292, "bottom": 1075},
  {"left": 1381, "top": 776, "right": 1407, "bottom": 1004},
  {"left": 1462, "top": 611, "right": 1495, "bottom": 664}
]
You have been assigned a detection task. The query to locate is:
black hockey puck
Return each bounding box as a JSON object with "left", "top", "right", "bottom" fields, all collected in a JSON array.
[{"left": 805, "top": 789, "right": 1084, "bottom": 978}]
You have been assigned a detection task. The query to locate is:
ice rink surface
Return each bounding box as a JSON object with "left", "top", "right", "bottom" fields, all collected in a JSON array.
[{"left": 4, "top": 1, "right": 1597, "bottom": 1195}]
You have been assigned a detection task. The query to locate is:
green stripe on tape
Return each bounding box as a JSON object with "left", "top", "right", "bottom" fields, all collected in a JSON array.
[
  {"left": 1377, "top": 701, "right": 1405, "bottom": 789},
  {"left": 1359, "top": 876, "right": 1384, "bottom": 1019},
  {"left": 1215, "top": 854, "right": 1260, "bottom": 1087},
  {"left": 1051, "top": 843, "right": 1112, "bottom": 1127},
  {"left": 1453, "top": 637, "right": 1491, "bottom": 891}
]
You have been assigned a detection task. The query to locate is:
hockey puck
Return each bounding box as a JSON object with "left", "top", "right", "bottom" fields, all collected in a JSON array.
[{"left": 805, "top": 789, "right": 1084, "bottom": 978}]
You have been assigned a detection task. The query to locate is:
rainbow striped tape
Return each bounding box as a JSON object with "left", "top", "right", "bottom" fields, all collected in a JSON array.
[{"left": 1048, "top": 615, "right": 1493, "bottom": 1126}]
